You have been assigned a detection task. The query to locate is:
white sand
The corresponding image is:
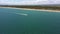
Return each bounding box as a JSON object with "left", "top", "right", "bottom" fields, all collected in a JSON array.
[{"left": 0, "top": 7, "right": 60, "bottom": 12}]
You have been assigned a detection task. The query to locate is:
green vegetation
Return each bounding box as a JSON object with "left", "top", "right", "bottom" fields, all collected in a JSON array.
[{"left": 0, "top": 5, "right": 60, "bottom": 10}]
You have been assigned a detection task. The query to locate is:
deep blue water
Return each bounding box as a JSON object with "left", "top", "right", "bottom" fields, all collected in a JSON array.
[{"left": 0, "top": 8, "right": 60, "bottom": 34}]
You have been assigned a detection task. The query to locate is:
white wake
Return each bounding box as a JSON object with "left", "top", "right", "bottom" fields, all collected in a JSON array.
[{"left": 15, "top": 13, "right": 28, "bottom": 16}]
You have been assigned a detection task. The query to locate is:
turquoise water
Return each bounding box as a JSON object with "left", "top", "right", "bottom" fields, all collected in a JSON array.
[{"left": 0, "top": 8, "right": 60, "bottom": 34}]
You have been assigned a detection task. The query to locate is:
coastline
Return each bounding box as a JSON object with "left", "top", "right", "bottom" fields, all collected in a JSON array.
[{"left": 0, "top": 7, "right": 60, "bottom": 12}]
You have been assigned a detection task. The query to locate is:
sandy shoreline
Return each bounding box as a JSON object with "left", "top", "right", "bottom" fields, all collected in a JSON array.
[{"left": 0, "top": 7, "right": 60, "bottom": 12}]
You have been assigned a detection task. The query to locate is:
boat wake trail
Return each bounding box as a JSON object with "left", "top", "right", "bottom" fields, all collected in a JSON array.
[{"left": 15, "top": 13, "right": 28, "bottom": 16}]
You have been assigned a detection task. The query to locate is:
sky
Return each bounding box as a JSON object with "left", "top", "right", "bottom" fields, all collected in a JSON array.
[{"left": 0, "top": 0, "right": 60, "bottom": 5}]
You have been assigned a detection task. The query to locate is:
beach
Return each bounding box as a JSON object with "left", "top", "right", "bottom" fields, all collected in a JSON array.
[{"left": 0, "top": 7, "right": 60, "bottom": 12}]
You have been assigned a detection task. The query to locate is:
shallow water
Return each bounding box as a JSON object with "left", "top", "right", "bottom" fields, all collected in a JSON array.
[{"left": 0, "top": 8, "right": 60, "bottom": 34}]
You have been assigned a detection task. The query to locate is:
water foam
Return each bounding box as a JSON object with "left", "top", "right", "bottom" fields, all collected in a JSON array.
[{"left": 15, "top": 13, "right": 28, "bottom": 16}]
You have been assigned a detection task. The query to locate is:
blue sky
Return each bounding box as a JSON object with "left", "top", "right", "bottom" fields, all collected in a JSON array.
[{"left": 0, "top": 0, "right": 60, "bottom": 5}]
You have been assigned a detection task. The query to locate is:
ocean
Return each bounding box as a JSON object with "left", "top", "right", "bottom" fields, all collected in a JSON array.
[{"left": 0, "top": 8, "right": 60, "bottom": 34}]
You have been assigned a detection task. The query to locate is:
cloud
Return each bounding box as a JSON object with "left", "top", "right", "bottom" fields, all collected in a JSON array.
[{"left": 0, "top": 0, "right": 60, "bottom": 5}]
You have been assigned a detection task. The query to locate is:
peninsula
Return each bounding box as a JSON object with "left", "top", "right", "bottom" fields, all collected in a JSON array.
[{"left": 0, "top": 4, "right": 60, "bottom": 12}]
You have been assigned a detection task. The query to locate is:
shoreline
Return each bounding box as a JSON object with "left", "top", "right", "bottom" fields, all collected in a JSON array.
[{"left": 0, "top": 7, "right": 60, "bottom": 12}]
